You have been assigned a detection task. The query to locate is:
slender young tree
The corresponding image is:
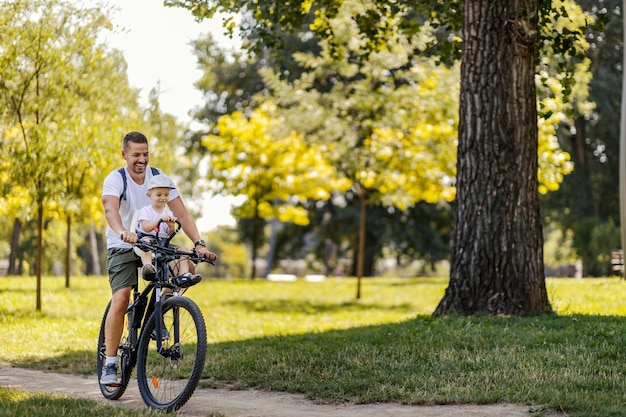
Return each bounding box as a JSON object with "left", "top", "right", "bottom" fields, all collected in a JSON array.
[
  {"left": 203, "top": 103, "right": 351, "bottom": 278},
  {"left": 0, "top": 0, "right": 140, "bottom": 306}
]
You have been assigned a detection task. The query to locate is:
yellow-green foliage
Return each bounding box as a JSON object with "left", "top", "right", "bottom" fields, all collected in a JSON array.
[
  {"left": 203, "top": 102, "right": 351, "bottom": 225},
  {"left": 0, "top": 0, "right": 143, "bottom": 227},
  {"left": 536, "top": 0, "right": 596, "bottom": 194},
  {"left": 219, "top": 0, "right": 595, "bottom": 215}
]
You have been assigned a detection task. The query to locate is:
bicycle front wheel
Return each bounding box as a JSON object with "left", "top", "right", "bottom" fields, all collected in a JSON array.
[{"left": 136, "top": 296, "right": 207, "bottom": 412}]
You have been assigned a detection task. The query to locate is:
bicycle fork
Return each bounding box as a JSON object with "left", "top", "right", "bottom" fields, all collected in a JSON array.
[
  {"left": 153, "top": 291, "right": 168, "bottom": 354},
  {"left": 153, "top": 292, "right": 183, "bottom": 359}
]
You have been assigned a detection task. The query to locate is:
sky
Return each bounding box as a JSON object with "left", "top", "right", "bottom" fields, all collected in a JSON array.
[{"left": 103, "top": 0, "right": 242, "bottom": 231}]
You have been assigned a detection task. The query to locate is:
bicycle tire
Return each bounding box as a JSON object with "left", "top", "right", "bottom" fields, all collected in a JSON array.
[
  {"left": 96, "top": 300, "right": 134, "bottom": 400},
  {"left": 136, "top": 296, "right": 207, "bottom": 412}
]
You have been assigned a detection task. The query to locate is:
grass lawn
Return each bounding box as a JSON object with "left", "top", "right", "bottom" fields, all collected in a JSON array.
[
  {"left": 1, "top": 275, "right": 626, "bottom": 417},
  {"left": 0, "top": 386, "right": 160, "bottom": 417}
]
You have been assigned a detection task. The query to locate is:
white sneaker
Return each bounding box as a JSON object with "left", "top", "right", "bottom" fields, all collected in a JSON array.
[{"left": 100, "top": 363, "right": 118, "bottom": 385}]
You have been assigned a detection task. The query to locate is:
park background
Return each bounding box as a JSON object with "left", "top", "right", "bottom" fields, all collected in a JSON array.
[
  {"left": 0, "top": 1, "right": 623, "bottom": 295},
  {"left": 5, "top": 2, "right": 626, "bottom": 416}
]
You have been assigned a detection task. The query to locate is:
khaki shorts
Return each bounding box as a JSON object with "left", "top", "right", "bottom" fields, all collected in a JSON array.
[{"left": 107, "top": 248, "right": 140, "bottom": 293}]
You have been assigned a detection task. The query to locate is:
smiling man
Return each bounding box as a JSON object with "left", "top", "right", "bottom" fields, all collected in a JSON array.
[{"left": 99, "top": 131, "right": 217, "bottom": 386}]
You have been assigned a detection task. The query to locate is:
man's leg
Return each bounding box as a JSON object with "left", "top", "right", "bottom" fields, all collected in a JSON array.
[
  {"left": 104, "top": 286, "right": 131, "bottom": 357},
  {"left": 101, "top": 248, "right": 138, "bottom": 385}
]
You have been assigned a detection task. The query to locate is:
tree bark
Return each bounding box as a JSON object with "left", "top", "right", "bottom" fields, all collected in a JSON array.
[
  {"left": 65, "top": 216, "right": 71, "bottom": 287},
  {"left": 8, "top": 218, "right": 21, "bottom": 275},
  {"left": 89, "top": 224, "right": 101, "bottom": 276},
  {"left": 36, "top": 202, "right": 43, "bottom": 311},
  {"left": 435, "top": 0, "right": 551, "bottom": 316},
  {"left": 355, "top": 190, "right": 368, "bottom": 299}
]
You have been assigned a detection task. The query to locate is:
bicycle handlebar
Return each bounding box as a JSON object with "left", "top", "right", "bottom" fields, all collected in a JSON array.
[{"left": 123, "top": 220, "right": 215, "bottom": 265}]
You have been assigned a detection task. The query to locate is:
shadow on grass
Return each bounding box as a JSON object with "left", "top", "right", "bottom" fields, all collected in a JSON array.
[
  {"left": 199, "top": 314, "right": 626, "bottom": 417},
  {"left": 10, "top": 314, "right": 626, "bottom": 417},
  {"left": 221, "top": 298, "right": 416, "bottom": 314},
  {"left": 367, "top": 277, "right": 447, "bottom": 288}
]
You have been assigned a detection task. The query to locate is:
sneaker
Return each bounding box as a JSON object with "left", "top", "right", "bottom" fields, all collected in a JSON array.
[
  {"left": 174, "top": 272, "right": 202, "bottom": 288},
  {"left": 151, "top": 327, "right": 170, "bottom": 341},
  {"left": 100, "top": 363, "right": 118, "bottom": 386},
  {"left": 141, "top": 264, "right": 156, "bottom": 281}
]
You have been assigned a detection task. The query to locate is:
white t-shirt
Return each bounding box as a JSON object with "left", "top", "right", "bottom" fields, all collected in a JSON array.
[
  {"left": 102, "top": 167, "right": 180, "bottom": 249},
  {"left": 136, "top": 204, "right": 174, "bottom": 238}
]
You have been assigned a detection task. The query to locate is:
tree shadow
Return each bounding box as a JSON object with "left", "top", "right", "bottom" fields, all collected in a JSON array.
[
  {"left": 220, "top": 298, "right": 416, "bottom": 314},
  {"left": 9, "top": 314, "right": 626, "bottom": 416}
]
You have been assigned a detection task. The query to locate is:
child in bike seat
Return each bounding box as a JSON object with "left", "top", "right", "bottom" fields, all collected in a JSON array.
[{"left": 133, "top": 174, "right": 201, "bottom": 287}]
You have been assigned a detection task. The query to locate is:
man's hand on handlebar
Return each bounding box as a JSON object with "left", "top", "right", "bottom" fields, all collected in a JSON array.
[
  {"left": 120, "top": 230, "right": 138, "bottom": 244},
  {"left": 194, "top": 246, "right": 218, "bottom": 263}
]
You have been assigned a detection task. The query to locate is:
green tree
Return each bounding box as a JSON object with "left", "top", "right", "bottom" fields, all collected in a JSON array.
[
  {"left": 202, "top": 103, "right": 350, "bottom": 278},
  {"left": 541, "top": 0, "right": 620, "bottom": 276},
  {"left": 190, "top": 35, "right": 265, "bottom": 134},
  {"left": 174, "top": 0, "right": 595, "bottom": 312},
  {"left": 0, "top": 0, "right": 141, "bottom": 307},
  {"left": 259, "top": 4, "right": 458, "bottom": 296}
]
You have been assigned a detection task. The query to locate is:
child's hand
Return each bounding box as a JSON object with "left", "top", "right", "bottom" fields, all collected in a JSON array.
[{"left": 160, "top": 215, "right": 176, "bottom": 231}]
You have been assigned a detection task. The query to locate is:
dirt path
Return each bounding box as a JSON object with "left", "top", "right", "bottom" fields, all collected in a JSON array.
[{"left": 0, "top": 366, "right": 553, "bottom": 416}]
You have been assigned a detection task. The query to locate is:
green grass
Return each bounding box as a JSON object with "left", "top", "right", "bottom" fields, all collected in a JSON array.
[
  {"left": 2, "top": 275, "right": 626, "bottom": 416},
  {"left": 0, "top": 386, "right": 159, "bottom": 417}
]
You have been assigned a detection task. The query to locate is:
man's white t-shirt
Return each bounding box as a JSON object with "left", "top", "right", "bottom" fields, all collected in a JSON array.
[{"left": 102, "top": 167, "right": 180, "bottom": 249}]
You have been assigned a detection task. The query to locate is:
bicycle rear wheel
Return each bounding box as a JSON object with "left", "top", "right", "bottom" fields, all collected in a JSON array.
[
  {"left": 136, "top": 296, "right": 207, "bottom": 412},
  {"left": 96, "top": 300, "right": 134, "bottom": 399}
]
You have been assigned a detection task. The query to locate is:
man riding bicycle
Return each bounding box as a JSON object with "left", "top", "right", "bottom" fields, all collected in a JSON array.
[{"left": 100, "top": 131, "right": 217, "bottom": 385}]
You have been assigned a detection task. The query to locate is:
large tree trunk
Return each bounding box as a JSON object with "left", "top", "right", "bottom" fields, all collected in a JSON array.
[{"left": 435, "top": 0, "right": 551, "bottom": 316}]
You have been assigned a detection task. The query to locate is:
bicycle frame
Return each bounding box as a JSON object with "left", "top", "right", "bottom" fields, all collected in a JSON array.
[
  {"left": 134, "top": 221, "right": 191, "bottom": 352},
  {"left": 120, "top": 220, "right": 209, "bottom": 377},
  {"left": 99, "top": 220, "right": 212, "bottom": 411}
]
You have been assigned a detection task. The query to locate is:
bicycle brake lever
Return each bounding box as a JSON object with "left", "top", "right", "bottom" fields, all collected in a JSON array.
[{"left": 192, "top": 249, "right": 216, "bottom": 265}]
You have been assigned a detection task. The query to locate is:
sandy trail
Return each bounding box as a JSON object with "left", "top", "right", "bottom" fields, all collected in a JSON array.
[{"left": 0, "top": 366, "right": 553, "bottom": 416}]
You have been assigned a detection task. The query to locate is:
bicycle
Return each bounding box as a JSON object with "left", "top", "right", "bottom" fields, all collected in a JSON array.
[{"left": 97, "top": 220, "right": 213, "bottom": 412}]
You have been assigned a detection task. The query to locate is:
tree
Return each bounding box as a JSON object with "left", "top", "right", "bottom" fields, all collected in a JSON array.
[
  {"left": 0, "top": 0, "right": 141, "bottom": 307},
  {"left": 202, "top": 103, "right": 350, "bottom": 278},
  {"left": 259, "top": 5, "right": 459, "bottom": 296},
  {"left": 173, "top": 0, "right": 594, "bottom": 313},
  {"left": 433, "top": 1, "right": 550, "bottom": 315},
  {"left": 190, "top": 35, "right": 265, "bottom": 133}
]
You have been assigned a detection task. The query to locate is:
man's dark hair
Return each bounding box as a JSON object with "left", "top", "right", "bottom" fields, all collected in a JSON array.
[{"left": 123, "top": 131, "right": 148, "bottom": 150}]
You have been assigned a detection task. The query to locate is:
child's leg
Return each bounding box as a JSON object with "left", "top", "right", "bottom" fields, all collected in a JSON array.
[
  {"left": 171, "top": 247, "right": 202, "bottom": 288},
  {"left": 140, "top": 250, "right": 152, "bottom": 265},
  {"left": 171, "top": 247, "right": 193, "bottom": 275},
  {"left": 139, "top": 249, "right": 156, "bottom": 280}
]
